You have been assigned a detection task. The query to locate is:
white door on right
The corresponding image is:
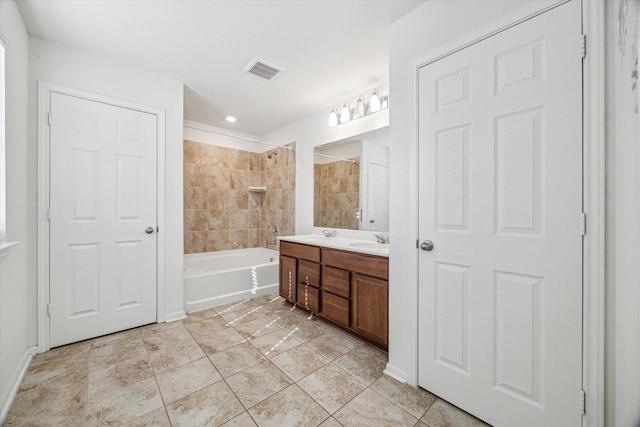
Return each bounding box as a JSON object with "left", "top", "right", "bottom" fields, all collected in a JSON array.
[{"left": 418, "top": 2, "right": 583, "bottom": 426}]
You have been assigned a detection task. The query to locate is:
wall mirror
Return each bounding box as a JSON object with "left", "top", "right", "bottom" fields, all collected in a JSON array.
[{"left": 313, "top": 127, "right": 389, "bottom": 231}]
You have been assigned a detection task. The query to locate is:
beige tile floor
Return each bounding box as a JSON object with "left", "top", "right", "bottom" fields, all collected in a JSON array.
[{"left": 5, "top": 293, "right": 489, "bottom": 426}]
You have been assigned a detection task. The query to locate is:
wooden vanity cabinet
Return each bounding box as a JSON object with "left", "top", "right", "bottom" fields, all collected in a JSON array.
[
  {"left": 351, "top": 273, "right": 388, "bottom": 345},
  {"left": 279, "top": 255, "right": 297, "bottom": 303},
  {"left": 279, "top": 241, "right": 321, "bottom": 312},
  {"left": 279, "top": 240, "right": 389, "bottom": 350}
]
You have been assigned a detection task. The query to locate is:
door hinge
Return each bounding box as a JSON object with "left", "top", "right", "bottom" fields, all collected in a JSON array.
[
  {"left": 47, "top": 113, "right": 52, "bottom": 126},
  {"left": 579, "top": 34, "right": 586, "bottom": 59},
  {"left": 580, "top": 212, "right": 587, "bottom": 236},
  {"left": 416, "top": 239, "right": 419, "bottom": 249},
  {"left": 47, "top": 208, "right": 52, "bottom": 222},
  {"left": 580, "top": 389, "right": 586, "bottom": 414},
  {"left": 46, "top": 303, "right": 51, "bottom": 316}
]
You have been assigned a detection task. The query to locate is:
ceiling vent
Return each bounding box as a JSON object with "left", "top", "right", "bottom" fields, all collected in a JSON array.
[{"left": 244, "top": 57, "right": 284, "bottom": 81}]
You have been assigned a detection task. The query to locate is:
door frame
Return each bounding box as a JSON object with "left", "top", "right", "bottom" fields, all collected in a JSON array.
[
  {"left": 37, "top": 81, "right": 167, "bottom": 352},
  {"left": 404, "top": 1, "right": 605, "bottom": 426}
]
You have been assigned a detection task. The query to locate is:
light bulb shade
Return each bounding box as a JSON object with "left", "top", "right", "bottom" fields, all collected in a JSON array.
[
  {"left": 340, "top": 102, "right": 351, "bottom": 124},
  {"left": 381, "top": 95, "right": 388, "bottom": 110},
  {"left": 353, "top": 95, "right": 365, "bottom": 119},
  {"left": 369, "top": 89, "right": 381, "bottom": 113},
  {"left": 328, "top": 108, "right": 339, "bottom": 127}
]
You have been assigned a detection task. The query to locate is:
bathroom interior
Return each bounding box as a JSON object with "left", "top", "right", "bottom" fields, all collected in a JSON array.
[{"left": 1, "top": 0, "right": 639, "bottom": 426}]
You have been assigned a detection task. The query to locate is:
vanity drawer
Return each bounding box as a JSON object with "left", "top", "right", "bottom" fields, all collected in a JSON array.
[
  {"left": 296, "top": 282, "right": 320, "bottom": 313},
  {"left": 322, "top": 291, "right": 350, "bottom": 326},
  {"left": 322, "top": 248, "right": 388, "bottom": 280},
  {"left": 322, "top": 266, "right": 350, "bottom": 298},
  {"left": 280, "top": 241, "right": 321, "bottom": 263},
  {"left": 298, "top": 260, "right": 320, "bottom": 288}
]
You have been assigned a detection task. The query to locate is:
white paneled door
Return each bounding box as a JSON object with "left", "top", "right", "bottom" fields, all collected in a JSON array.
[
  {"left": 418, "top": 2, "right": 582, "bottom": 426},
  {"left": 49, "top": 93, "right": 158, "bottom": 348}
]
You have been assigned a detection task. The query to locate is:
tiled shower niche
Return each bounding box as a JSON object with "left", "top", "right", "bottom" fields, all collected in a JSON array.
[{"left": 184, "top": 140, "right": 295, "bottom": 254}]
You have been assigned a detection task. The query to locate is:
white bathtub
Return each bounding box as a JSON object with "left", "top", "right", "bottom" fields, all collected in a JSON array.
[{"left": 184, "top": 247, "right": 279, "bottom": 313}]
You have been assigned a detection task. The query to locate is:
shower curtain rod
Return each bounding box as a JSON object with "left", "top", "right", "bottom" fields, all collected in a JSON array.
[
  {"left": 184, "top": 124, "right": 293, "bottom": 151},
  {"left": 313, "top": 152, "right": 358, "bottom": 164}
]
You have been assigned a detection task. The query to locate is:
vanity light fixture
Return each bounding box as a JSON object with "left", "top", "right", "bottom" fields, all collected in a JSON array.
[
  {"left": 327, "top": 89, "right": 388, "bottom": 127},
  {"left": 353, "top": 95, "right": 365, "bottom": 119},
  {"left": 339, "top": 102, "right": 351, "bottom": 124},
  {"left": 328, "top": 108, "right": 339, "bottom": 127},
  {"left": 225, "top": 116, "right": 237, "bottom": 123},
  {"left": 369, "top": 89, "right": 381, "bottom": 113}
]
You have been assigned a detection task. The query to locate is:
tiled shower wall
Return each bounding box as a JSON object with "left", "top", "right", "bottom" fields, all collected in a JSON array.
[
  {"left": 313, "top": 159, "right": 360, "bottom": 229},
  {"left": 184, "top": 140, "right": 295, "bottom": 254}
]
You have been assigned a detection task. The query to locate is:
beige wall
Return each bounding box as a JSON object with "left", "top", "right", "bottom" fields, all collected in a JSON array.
[
  {"left": 184, "top": 141, "right": 295, "bottom": 253},
  {"left": 314, "top": 159, "right": 360, "bottom": 229}
]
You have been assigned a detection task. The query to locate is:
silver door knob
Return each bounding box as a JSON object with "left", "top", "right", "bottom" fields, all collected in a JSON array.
[
  {"left": 145, "top": 227, "right": 155, "bottom": 234},
  {"left": 420, "top": 240, "right": 434, "bottom": 251}
]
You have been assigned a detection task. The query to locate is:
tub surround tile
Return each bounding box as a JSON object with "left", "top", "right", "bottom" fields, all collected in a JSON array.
[
  {"left": 156, "top": 357, "right": 222, "bottom": 404},
  {"left": 166, "top": 381, "right": 245, "bottom": 427},
  {"left": 333, "top": 388, "right": 418, "bottom": 427},
  {"left": 183, "top": 140, "right": 295, "bottom": 254},
  {"left": 225, "top": 360, "right": 293, "bottom": 408},
  {"left": 248, "top": 384, "right": 330, "bottom": 427}
]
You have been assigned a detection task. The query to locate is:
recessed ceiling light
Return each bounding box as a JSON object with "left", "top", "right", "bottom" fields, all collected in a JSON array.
[{"left": 225, "top": 116, "right": 237, "bottom": 123}]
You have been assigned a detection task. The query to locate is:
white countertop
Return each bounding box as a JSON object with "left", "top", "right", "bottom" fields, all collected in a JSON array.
[{"left": 278, "top": 234, "right": 389, "bottom": 257}]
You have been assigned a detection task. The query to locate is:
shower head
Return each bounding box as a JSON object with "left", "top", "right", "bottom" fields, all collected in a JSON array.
[{"left": 267, "top": 150, "right": 278, "bottom": 159}]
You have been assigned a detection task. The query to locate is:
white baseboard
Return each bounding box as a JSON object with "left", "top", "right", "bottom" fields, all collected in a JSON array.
[
  {"left": 383, "top": 362, "right": 409, "bottom": 384},
  {"left": 164, "top": 310, "right": 187, "bottom": 322},
  {"left": 0, "top": 346, "right": 37, "bottom": 423}
]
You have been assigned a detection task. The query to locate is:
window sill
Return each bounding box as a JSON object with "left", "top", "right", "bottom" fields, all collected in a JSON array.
[{"left": 0, "top": 241, "right": 19, "bottom": 259}]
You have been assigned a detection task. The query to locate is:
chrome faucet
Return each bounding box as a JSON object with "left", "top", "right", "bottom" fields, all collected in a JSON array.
[
  {"left": 374, "top": 234, "right": 389, "bottom": 244},
  {"left": 267, "top": 226, "right": 279, "bottom": 246},
  {"left": 322, "top": 229, "right": 337, "bottom": 238}
]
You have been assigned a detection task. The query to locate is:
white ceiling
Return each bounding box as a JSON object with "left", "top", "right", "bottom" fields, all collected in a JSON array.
[{"left": 16, "top": 0, "right": 425, "bottom": 136}]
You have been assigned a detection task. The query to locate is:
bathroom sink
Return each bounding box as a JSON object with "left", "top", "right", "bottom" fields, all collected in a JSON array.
[
  {"left": 287, "top": 235, "right": 330, "bottom": 243},
  {"left": 349, "top": 242, "right": 389, "bottom": 250}
]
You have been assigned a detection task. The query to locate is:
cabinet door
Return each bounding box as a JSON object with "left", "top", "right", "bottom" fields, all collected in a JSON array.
[
  {"left": 279, "top": 255, "right": 297, "bottom": 303},
  {"left": 352, "top": 273, "right": 388, "bottom": 346}
]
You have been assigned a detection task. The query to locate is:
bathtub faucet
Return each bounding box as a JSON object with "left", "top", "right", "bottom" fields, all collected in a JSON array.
[{"left": 267, "top": 226, "right": 279, "bottom": 247}]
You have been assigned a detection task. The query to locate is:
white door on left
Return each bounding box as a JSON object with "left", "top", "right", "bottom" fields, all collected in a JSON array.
[{"left": 49, "top": 92, "right": 158, "bottom": 348}]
